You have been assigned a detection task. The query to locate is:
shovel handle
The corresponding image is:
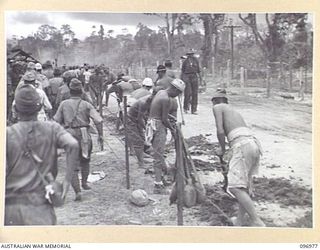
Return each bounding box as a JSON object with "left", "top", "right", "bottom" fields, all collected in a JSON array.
[{"left": 218, "top": 155, "right": 228, "bottom": 191}]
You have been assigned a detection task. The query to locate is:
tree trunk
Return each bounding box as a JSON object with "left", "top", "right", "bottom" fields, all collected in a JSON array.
[
  {"left": 164, "top": 14, "right": 176, "bottom": 59},
  {"left": 267, "top": 65, "right": 271, "bottom": 98},
  {"left": 201, "top": 14, "right": 213, "bottom": 71}
]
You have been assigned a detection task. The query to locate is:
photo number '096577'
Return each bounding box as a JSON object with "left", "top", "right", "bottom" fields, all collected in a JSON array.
[{"left": 300, "top": 244, "right": 318, "bottom": 248}]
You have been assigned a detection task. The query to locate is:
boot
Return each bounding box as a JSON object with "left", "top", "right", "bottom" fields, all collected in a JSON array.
[
  {"left": 71, "top": 171, "right": 81, "bottom": 194},
  {"left": 74, "top": 192, "right": 82, "bottom": 201}
]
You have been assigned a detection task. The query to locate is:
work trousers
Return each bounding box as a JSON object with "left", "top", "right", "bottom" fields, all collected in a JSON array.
[
  {"left": 183, "top": 73, "right": 199, "bottom": 113},
  {"left": 127, "top": 117, "right": 145, "bottom": 164},
  {"left": 151, "top": 120, "right": 167, "bottom": 182},
  {"left": 68, "top": 128, "right": 93, "bottom": 194}
]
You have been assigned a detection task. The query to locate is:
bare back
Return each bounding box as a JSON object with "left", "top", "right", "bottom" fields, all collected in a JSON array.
[
  {"left": 149, "top": 90, "right": 169, "bottom": 119},
  {"left": 213, "top": 103, "right": 247, "bottom": 136}
]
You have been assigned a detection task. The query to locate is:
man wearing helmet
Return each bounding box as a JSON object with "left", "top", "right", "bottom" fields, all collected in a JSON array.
[
  {"left": 12, "top": 71, "right": 52, "bottom": 122},
  {"left": 55, "top": 70, "right": 93, "bottom": 109},
  {"left": 130, "top": 78, "right": 154, "bottom": 100},
  {"left": 147, "top": 78, "right": 185, "bottom": 194},
  {"left": 34, "top": 63, "right": 50, "bottom": 92},
  {"left": 154, "top": 65, "right": 173, "bottom": 92}
]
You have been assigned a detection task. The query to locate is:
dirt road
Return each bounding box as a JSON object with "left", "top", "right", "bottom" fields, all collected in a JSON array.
[{"left": 55, "top": 86, "right": 312, "bottom": 227}]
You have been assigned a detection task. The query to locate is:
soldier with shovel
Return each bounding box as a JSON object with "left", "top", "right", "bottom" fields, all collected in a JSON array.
[{"left": 211, "top": 88, "right": 265, "bottom": 227}]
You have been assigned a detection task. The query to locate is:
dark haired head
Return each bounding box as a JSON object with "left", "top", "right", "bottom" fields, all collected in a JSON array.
[{"left": 211, "top": 97, "right": 228, "bottom": 104}]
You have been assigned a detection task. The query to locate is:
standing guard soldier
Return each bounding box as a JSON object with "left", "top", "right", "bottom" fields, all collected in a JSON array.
[{"left": 181, "top": 49, "right": 201, "bottom": 115}]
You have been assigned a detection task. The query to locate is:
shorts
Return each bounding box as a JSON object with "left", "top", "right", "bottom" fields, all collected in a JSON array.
[{"left": 227, "top": 138, "right": 261, "bottom": 193}]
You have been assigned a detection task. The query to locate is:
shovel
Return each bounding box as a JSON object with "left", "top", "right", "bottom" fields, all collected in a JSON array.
[
  {"left": 183, "top": 151, "right": 197, "bottom": 208},
  {"left": 178, "top": 95, "right": 185, "bottom": 125},
  {"left": 219, "top": 155, "right": 228, "bottom": 192}
]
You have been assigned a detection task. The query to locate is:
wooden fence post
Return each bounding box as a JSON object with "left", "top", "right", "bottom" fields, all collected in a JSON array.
[
  {"left": 240, "top": 66, "right": 245, "bottom": 94},
  {"left": 227, "top": 59, "right": 231, "bottom": 88},
  {"left": 289, "top": 64, "right": 293, "bottom": 92},
  {"left": 211, "top": 56, "right": 215, "bottom": 81},
  {"left": 244, "top": 68, "right": 248, "bottom": 87},
  {"left": 267, "top": 66, "right": 271, "bottom": 98}
]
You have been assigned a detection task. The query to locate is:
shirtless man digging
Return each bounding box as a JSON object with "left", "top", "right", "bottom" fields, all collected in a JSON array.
[
  {"left": 211, "top": 88, "right": 265, "bottom": 227},
  {"left": 146, "top": 79, "right": 185, "bottom": 194}
]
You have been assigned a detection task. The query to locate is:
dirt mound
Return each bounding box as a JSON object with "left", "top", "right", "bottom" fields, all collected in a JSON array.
[
  {"left": 194, "top": 184, "right": 236, "bottom": 226},
  {"left": 193, "top": 158, "right": 221, "bottom": 172},
  {"left": 253, "top": 177, "right": 312, "bottom": 207},
  {"left": 192, "top": 176, "right": 312, "bottom": 227},
  {"left": 186, "top": 135, "right": 220, "bottom": 154},
  {"left": 288, "top": 211, "right": 312, "bottom": 228}
]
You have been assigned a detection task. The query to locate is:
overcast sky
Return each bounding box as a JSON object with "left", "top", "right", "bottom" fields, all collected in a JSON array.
[
  {"left": 6, "top": 12, "right": 171, "bottom": 39},
  {"left": 6, "top": 12, "right": 313, "bottom": 40}
]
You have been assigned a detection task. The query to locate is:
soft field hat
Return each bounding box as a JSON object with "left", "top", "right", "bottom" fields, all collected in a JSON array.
[
  {"left": 35, "top": 63, "right": 42, "bottom": 70},
  {"left": 186, "top": 49, "right": 195, "bottom": 55},
  {"left": 14, "top": 85, "right": 41, "bottom": 114},
  {"left": 23, "top": 71, "right": 36, "bottom": 82},
  {"left": 142, "top": 78, "right": 153, "bottom": 87},
  {"left": 170, "top": 78, "right": 185, "bottom": 92},
  {"left": 156, "top": 65, "right": 166, "bottom": 73},
  {"left": 211, "top": 88, "right": 227, "bottom": 101},
  {"left": 69, "top": 78, "right": 82, "bottom": 91}
]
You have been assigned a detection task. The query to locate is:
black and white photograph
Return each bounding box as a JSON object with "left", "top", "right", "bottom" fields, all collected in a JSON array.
[{"left": 5, "top": 12, "right": 313, "bottom": 228}]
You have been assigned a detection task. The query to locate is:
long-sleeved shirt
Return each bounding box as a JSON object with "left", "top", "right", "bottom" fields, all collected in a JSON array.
[{"left": 181, "top": 56, "right": 200, "bottom": 74}]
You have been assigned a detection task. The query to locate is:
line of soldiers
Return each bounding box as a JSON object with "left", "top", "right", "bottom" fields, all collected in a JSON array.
[
  {"left": 5, "top": 57, "right": 186, "bottom": 225},
  {"left": 6, "top": 49, "right": 265, "bottom": 226}
]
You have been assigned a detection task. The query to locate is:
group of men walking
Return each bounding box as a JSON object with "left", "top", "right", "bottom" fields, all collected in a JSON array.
[{"left": 6, "top": 49, "right": 265, "bottom": 227}]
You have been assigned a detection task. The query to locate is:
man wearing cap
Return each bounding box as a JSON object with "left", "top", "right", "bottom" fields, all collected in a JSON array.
[
  {"left": 17, "top": 62, "right": 36, "bottom": 88},
  {"left": 147, "top": 79, "right": 185, "bottom": 194},
  {"left": 35, "top": 63, "right": 50, "bottom": 92},
  {"left": 211, "top": 89, "right": 265, "bottom": 226},
  {"left": 6, "top": 84, "right": 79, "bottom": 225},
  {"left": 55, "top": 71, "right": 93, "bottom": 109},
  {"left": 54, "top": 78, "right": 104, "bottom": 201},
  {"left": 13, "top": 71, "right": 52, "bottom": 122},
  {"left": 106, "top": 75, "right": 135, "bottom": 103},
  {"left": 130, "top": 78, "right": 153, "bottom": 100},
  {"left": 181, "top": 49, "right": 201, "bottom": 115},
  {"left": 154, "top": 65, "right": 173, "bottom": 92},
  {"left": 48, "top": 68, "right": 64, "bottom": 116}
]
